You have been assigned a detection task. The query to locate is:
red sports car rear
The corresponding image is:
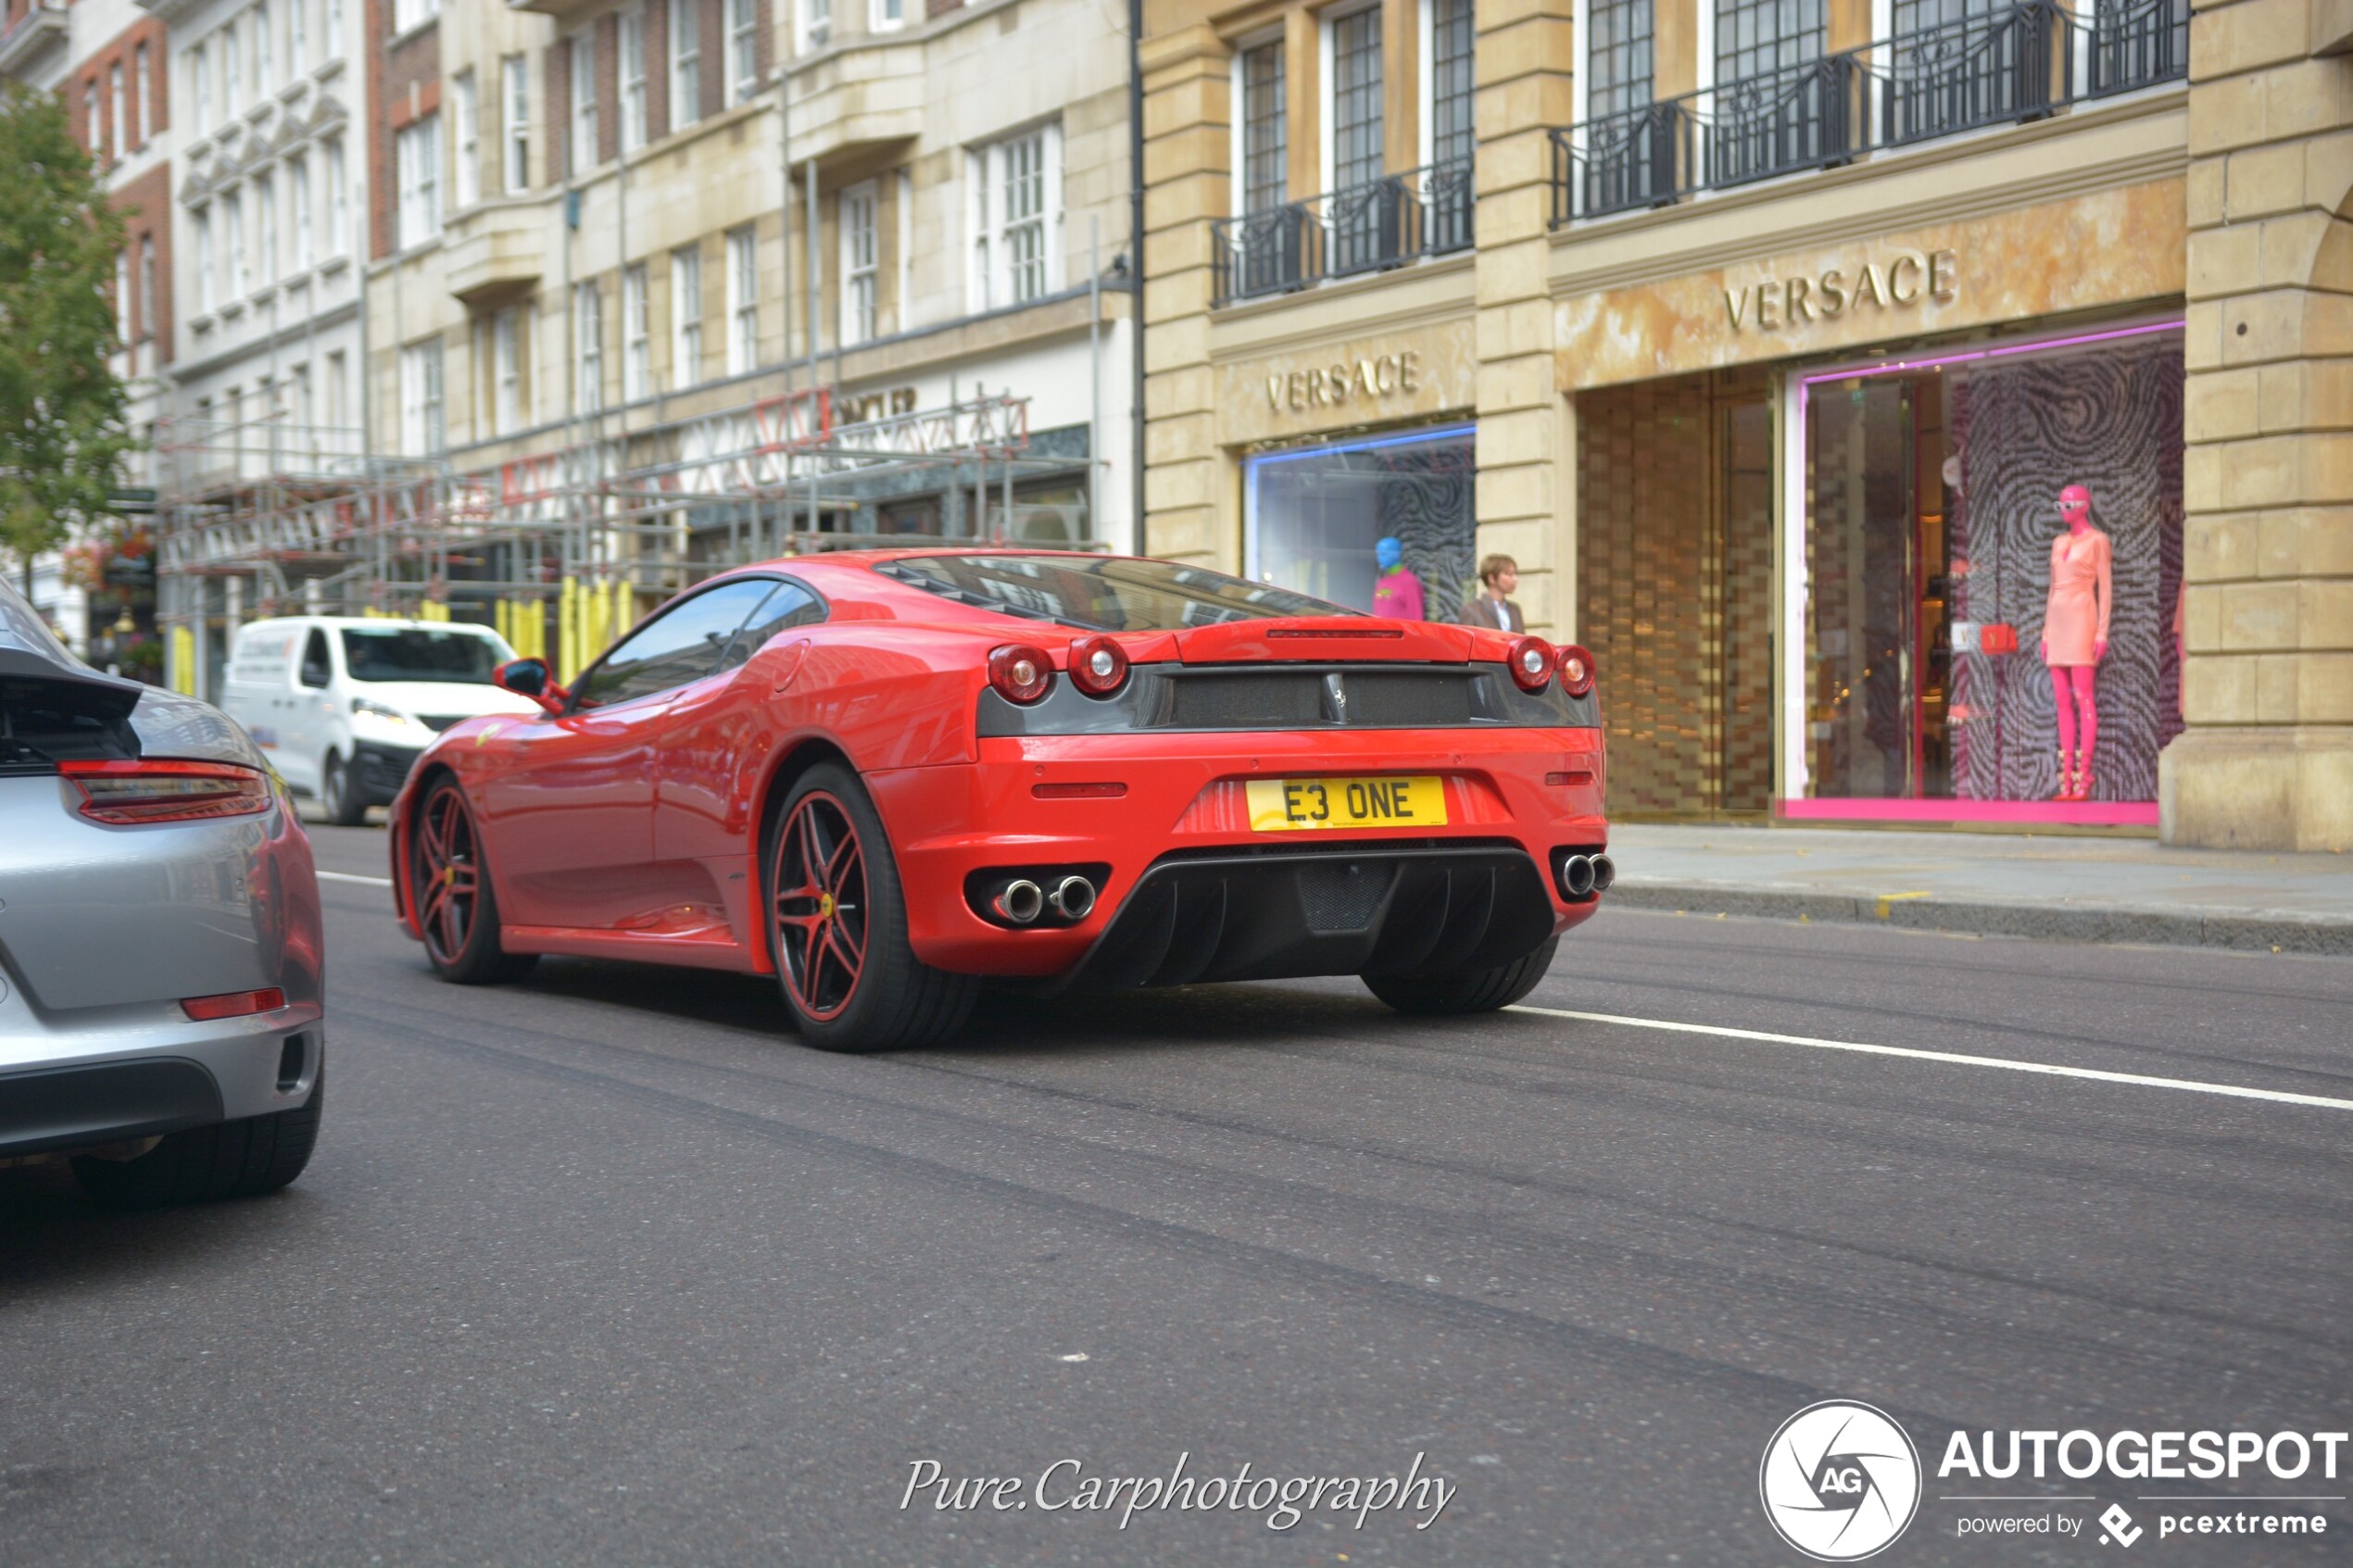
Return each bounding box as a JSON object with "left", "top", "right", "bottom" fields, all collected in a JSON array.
[{"left": 390, "top": 551, "right": 1609, "bottom": 1050}]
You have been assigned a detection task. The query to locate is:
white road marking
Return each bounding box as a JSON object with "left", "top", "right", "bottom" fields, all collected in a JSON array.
[
  {"left": 318, "top": 870, "right": 393, "bottom": 887},
  {"left": 1505, "top": 1004, "right": 2353, "bottom": 1114}
]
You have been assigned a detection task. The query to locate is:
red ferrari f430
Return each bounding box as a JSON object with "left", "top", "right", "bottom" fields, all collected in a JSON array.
[{"left": 390, "top": 551, "right": 1611, "bottom": 1050}]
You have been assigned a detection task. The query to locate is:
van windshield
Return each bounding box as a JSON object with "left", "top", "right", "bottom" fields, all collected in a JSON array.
[{"left": 340, "top": 627, "right": 505, "bottom": 684}]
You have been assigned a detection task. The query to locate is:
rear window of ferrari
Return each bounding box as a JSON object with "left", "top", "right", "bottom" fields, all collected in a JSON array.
[{"left": 875, "top": 554, "right": 1352, "bottom": 632}]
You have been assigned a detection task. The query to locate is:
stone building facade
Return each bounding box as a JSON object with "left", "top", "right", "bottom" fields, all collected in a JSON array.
[
  {"left": 360, "top": 0, "right": 1136, "bottom": 602},
  {"left": 1139, "top": 0, "right": 2349, "bottom": 848}
]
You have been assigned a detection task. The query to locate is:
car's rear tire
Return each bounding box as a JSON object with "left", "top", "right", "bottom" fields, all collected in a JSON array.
[
  {"left": 73, "top": 1072, "right": 324, "bottom": 1208},
  {"left": 766, "top": 763, "right": 975, "bottom": 1052},
  {"left": 322, "top": 753, "right": 367, "bottom": 826},
  {"left": 1362, "top": 936, "right": 1559, "bottom": 1016},
  {"left": 409, "top": 777, "right": 537, "bottom": 985}
]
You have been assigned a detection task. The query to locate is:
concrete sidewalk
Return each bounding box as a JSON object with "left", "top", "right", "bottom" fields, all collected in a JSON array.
[{"left": 1604, "top": 823, "right": 2353, "bottom": 952}]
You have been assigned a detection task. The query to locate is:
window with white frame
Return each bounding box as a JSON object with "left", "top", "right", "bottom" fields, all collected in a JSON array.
[
  {"left": 325, "top": 135, "right": 348, "bottom": 255},
  {"left": 726, "top": 227, "right": 758, "bottom": 373},
  {"left": 1328, "top": 6, "right": 1384, "bottom": 193},
  {"left": 392, "top": 0, "right": 439, "bottom": 34},
  {"left": 138, "top": 235, "right": 157, "bottom": 341},
  {"left": 570, "top": 33, "right": 598, "bottom": 172},
  {"left": 135, "top": 46, "right": 151, "bottom": 144},
  {"left": 396, "top": 113, "right": 441, "bottom": 247},
  {"left": 671, "top": 245, "right": 703, "bottom": 386},
  {"left": 256, "top": 172, "right": 277, "bottom": 284},
  {"left": 840, "top": 181, "right": 876, "bottom": 345},
  {"left": 620, "top": 6, "right": 648, "bottom": 152},
  {"left": 291, "top": 154, "right": 312, "bottom": 270},
  {"left": 800, "top": 0, "right": 831, "bottom": 52},
  {"left": 191, "top": 43, "right": 209, "bottom": 135},
  {"left": 114, "top": 250, "right": 131, "bottom": 342},
  {"left": 502, "top": 54, "right": 531, "bottom": 191},
  {"left": 221, "top": 29, "right": 237, "bottom": 119},
  {"left": 968, "top": 123, "right": 1060, "bottom": 311},
  {"left": 1427, "top": 0, "right": 1476, "bottom": 164},
  {"left": 196, "top": 206, "right": 215, "bottom": 311},
  {"left": 1236, "top": 38, "right": 1286, "bottom": 215},
  {"left": 224, "top": 188, "right": 246, "bottom": 295},
  {"left": 401, "top": 338, "right": 446, "bottom": 455},
  {"left": 452, "top": 69, "right": 480, "bottom": 207},
  {"left": 1585, "top": 0, "right": 1654, "bottom": 121},
  {"left": 1716, "top": 0, "right": 1823, "bottom": 83},
  {"left": 325, "top": 0, "right": 343, "bottom": 57},
  {"left": 254, "top": 5, "right": 271, "bottom": 95},
  {"left": 894, "top": 168, "right": 912, "bottom": 332},
  {"left": 671, "top": 0, "right": 701, "bottom": 128},
  {"left": 573, "top": 281, "right": 604, "bottom": 412},
  {"left": 623, "top": 263, "right": 652, "bottom": 399},
  {"left": 287, "top": 0, "right": 306, "bottom": 77},
  {"left": 727, "top": 0, "right": 759, "bottom": 103},
  {"left": 871, "top": 0, "right": 904, "bottom": 30},
  {"left": 494, "top": 307, "right": 523, "bottom": 433},
  {"left": 83, "top": 81, "right": 101, "bottom": 162},
  {"left": 109, "top": 66, "right": 124, "bottom": 158}
]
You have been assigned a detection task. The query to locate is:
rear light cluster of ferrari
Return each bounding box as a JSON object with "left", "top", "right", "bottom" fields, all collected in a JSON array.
[
  {"left": 989, "top": 637, "right": 1133, "bottom": 705},
  {"left": 59, "top": 759, "right": 272, "bottom": 824},
  {"left": 1504, "top": 637, "right": 1598, "bottom": 698}
]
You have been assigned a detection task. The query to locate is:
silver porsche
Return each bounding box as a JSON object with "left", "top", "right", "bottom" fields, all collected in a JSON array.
[{"left": 0, "top": 573, "right": 325, "bottom": 1205}]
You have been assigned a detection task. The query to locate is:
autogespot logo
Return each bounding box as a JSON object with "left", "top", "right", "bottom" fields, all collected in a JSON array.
[{"left": 1760, "top": 1400, "right": 1924, "bottom": 1562}]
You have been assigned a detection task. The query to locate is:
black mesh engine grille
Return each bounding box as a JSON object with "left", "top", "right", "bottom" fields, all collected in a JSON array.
[{"left": 1166, "top": 673, "right": 1326, "bottom": 729}]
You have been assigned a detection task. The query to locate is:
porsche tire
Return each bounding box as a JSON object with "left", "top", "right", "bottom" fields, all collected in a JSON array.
[
  {"left": 74, "top": 1073, "right": 324, "bottom": 1208},
  {"left": 322, "top": 752, "right": 367, "bottom": 826},
  {"left": 1362, "top": 936, "right": 1558, "bottom": 1016},
  {"left": 409, "top": 778, "right": 537, "bottom": 985},
  {"left": 767, "top": 763, "right": 975, "bottom": 1052}
]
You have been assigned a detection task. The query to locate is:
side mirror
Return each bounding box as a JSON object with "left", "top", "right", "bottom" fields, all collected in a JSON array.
[{"left": 494, "top": 658, "right": 568, "bottom": 716}]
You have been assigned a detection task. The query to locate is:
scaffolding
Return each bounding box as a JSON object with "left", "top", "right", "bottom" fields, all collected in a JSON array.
[{"left": 155, "top": 383, "right": 1083, "bottom": 698}]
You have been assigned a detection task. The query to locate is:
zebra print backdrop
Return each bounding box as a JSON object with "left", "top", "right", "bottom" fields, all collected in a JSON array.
[{"left": 1950, "top": 332, "right": 2185, "bottom": 802}]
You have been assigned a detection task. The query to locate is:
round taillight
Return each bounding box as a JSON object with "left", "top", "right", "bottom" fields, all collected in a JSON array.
[
  {"left": 1066, "top": 633, "right": 1129, "bottom": 697},
  {"left": 1506, "top": 635, "right": 1556, "bottom": 694},
  {"left": 1557, "top": 642, "right": 1596, "bottom": 698},
  {"left": 988, "top": 643, "right": 1054, "bottom": 705}
]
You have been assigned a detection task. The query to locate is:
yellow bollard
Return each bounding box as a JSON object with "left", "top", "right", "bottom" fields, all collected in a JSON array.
[{"left": 559, "top": 576, "right": 579, "bottom": 682}]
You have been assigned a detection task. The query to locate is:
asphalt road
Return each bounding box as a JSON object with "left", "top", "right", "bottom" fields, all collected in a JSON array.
[{"left": 5, "top": 822, "right": 2350, "bottom": 1566}]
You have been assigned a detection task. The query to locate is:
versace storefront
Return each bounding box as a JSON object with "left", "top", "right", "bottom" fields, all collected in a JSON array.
[{"left": 1560, "top": 183, "right": 2189, "bottom": 828}]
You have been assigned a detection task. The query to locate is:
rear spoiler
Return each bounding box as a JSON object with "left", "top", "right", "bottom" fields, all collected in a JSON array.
[{"left": 0, "top": 648, "right": 145, "bottom": 766}]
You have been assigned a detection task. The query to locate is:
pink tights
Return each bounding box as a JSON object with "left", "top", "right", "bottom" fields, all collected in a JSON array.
[{"left": 2050, "top": 665, "right": 2098, "bottom": 771}]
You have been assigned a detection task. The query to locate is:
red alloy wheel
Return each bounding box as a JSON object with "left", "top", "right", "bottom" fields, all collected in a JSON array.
[
  {"left": 773, "top": 791, "right": 869, "bottom": 1022},
  {"left": 415, "top": 786, "right": 483, "bottom": 965}
]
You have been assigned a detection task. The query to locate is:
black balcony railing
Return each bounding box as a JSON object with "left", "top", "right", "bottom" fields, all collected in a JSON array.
[
  {"left": 1551, "top": 0, "right": 2184, "bottom": 225},
  {"left": 1880, "top": 3, "right": 2065, "bottom": 146},
  {"left": 1213, "top": 157, "right": 1475, "bottom": 307},
  {"left": 2088, "top": 0, "right": 2188, "bottom": 97}
]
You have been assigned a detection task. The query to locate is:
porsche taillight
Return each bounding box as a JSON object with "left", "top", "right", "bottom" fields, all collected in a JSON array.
[
  {"left": 58, "top": 759, "right": 273, "bottom": 825},
  {"left": 1556, "top": 643, "right": 1597, "bottom": 698},
  {"left": 182, "top": 987, "right": 287, "bottom": 1022},
  {"left": 1506, "top": 635, "right": 1556, "bottom": 694},
  {"left": 1065, "top": 634, "right": 1128, "bottom": 697},
  {"left": 988, "top": 644, "right": 1054, "bottom": 705}
]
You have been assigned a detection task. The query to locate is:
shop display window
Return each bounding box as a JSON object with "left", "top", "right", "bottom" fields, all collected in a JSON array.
[
  {"left": 1244, "top": 425, "right": 1477, "bottom": 620},
  {"left": 1800, "top": 322, "right": 2184, "bottom": 816}
]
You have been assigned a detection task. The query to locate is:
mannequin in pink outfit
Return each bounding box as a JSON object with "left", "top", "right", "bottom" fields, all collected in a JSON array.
[{"left": 2038, "top": 483, "right": 2111, "bottom": 801}]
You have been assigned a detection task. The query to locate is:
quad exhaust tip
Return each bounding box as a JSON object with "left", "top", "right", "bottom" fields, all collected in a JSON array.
[
  {"left": 1560, "top": 855, "right": 1597, "bottom": 899},
  {"left": 1049, "top": 875, "right": 1097, "bottom": 922},
  {"left": 1591, "top": 853, "right": 1615, "bottom": 894},
  {"left": 993, "top": 879, "right": 1045, "bottom": 925}
]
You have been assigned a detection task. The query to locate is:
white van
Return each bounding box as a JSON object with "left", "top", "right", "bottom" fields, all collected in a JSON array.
[{"left": 221, "top": 617, "right": 536, "bottom": 824}]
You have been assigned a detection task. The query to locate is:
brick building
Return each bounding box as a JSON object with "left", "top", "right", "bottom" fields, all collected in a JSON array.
[{"left": 1138, "top": 0, "right": 2350, "bottom": 849}]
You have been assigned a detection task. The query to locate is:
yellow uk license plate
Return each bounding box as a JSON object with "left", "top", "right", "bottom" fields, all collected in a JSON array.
[{"left": 1245, "top": 775, "right": 1448, "bottom": 833}]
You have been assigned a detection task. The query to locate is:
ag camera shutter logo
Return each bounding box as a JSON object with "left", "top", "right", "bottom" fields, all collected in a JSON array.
[{"left": 1759, "top": 1400, "right": 1922, "bottom": 1561}]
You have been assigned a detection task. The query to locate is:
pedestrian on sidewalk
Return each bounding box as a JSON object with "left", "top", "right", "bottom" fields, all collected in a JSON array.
[{"left": 1462, "top": 554, "right": 1524, "bottom": 633}]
